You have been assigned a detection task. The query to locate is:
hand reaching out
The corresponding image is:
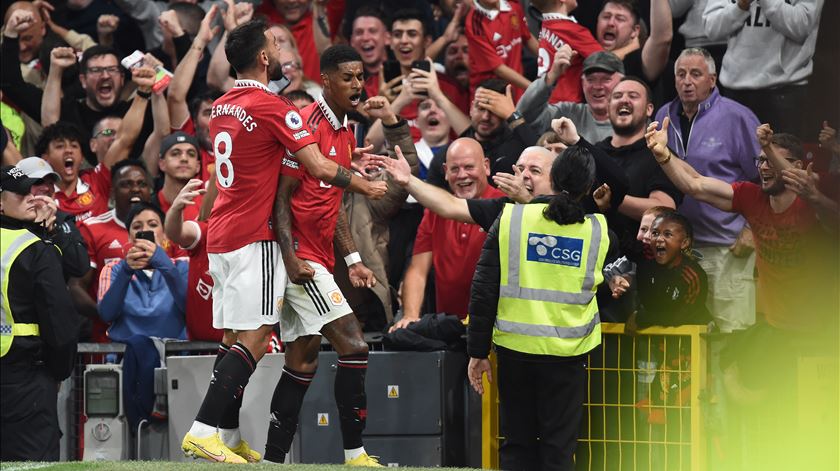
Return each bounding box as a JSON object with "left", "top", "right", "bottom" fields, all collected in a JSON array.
[
  {"left": 645, "top": 117, "right": 670, "bottom": 160},
  {"left": 131, "top": 66, "right": 157, "bottom": 92},
  {"left": 49, "top": 46, "right": 77, "bottom": 70},
  {"left": 369, "top": 145, "right": 411, "bottom": 186},
  {"left": 593, "top": 183, "right": 612, "bottom": 212},
  {"left": 493, "top": 165, "right": 531, "bottom": 203},
  {"left": 819, "top": 121, "right": 840, "bottom": 154},
  {"left": 782, "top": 162, "right": 821, "bottom": 203},
  {"left": 159, "top": 10, "right": 184, "bottom": 37},
  {"left": 545, "top": 44, "right": 576, "bottom": 86},
  {"left": 195, "top": 4, "right": 221, "bottom": 48},
  {"left": 171, "top": 179, "right": 206, "bottom": 212},
  {"left": 97, "top": 14, "right": 120, "bottom": 36}
]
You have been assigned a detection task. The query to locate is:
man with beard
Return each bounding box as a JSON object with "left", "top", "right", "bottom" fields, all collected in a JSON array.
[
  {"left": 41, "top": 45, "right": 155, "bottom": 166},
  {"left": 593, "top": 77, "right": 680, "bottom": 258},
  {"left": 37, "top": 66, "right": 154, "bottom": 223},
  {"left": 349, "top": 6, "right": 390, "bottom": 78},
  {"left": 182, "top": 21, "right": 385, "bottom": 464},
  {"left": 72, "top": 160, "right": 154, "bottom": 342},
  {"left": 426, "top": 79, "right": 539, "bottom": 189},
  {"left": 646, "top": 120, "right": 838, "bottom": 470},
  {"left": 390, "top": 138, "right": 505, "bottom": 331},
  {"left": 518, "top": 48, "right": 624, "bottom": 142},
  {"left": 443, "top": 34, "right": 469, "bottom": 92},
  {"left": 654, "top": 47, "right": 760, "bottom": 333},
  {"left": 595, "top": 0, "right": 673, "bottom": 89},
  {"left": 266, "top": 44, "right": 381, "bottom": 466}
]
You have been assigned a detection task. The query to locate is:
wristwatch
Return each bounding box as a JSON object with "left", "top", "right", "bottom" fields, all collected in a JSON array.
[{"left": 506, "top": 111, "right": 523, "bottom": 124}]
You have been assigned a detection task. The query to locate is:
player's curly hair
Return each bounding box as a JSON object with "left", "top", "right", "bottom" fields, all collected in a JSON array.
[{"left": 34, "top": 122, "right": 85, "bottom": 157}]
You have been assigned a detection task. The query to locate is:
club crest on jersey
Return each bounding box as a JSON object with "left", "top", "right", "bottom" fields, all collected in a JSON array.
[
  {"left": 511, "top": 16, "right": 519, "bottom": 28},
  {"left": 78, "top": 191, "right": 94, "bottom": 207},
  {"left": 285, "top": 110, "right": 303, "bottom": 130}
]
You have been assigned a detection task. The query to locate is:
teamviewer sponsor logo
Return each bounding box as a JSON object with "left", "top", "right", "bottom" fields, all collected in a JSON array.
[{"left": 526, "top": 232, "right": 583, "bottom": 267}]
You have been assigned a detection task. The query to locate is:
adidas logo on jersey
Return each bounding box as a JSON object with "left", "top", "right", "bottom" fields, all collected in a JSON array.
[
  {"left": 329, "top": 146, "right": 337, "bottom": 156},
  {"left": 108, "top": 239, "right": 123, "bottom": 249},
  {"left": 492, "top": 32, "right": 502, "bottom": 43}
]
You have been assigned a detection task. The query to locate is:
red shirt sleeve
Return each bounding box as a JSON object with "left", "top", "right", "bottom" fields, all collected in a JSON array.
[
  {"left": 261, "top": 95, "right": 317, "bottom": 153},
  {"left": 466, "top": 11, "right": 503, "bottom": 73},
  {"left": 569, "top": 24, "right": 603, "bottom": 59},
  {"left": 730, "top": 181, "right": 748, "bottom": 215},
  {"left": 412, "top": 209, "right": 435, "bottom": 255},
  {"left": 86, "top": 163, "right": 112, "bottom": 203}
]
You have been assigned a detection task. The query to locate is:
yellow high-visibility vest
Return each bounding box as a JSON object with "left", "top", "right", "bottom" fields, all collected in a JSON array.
[
  {"left": 494, "top": 203, "right": 609, "bottom": 356},
  {"left": 1, "top": 228, "right": 42, "bottom": 357}
]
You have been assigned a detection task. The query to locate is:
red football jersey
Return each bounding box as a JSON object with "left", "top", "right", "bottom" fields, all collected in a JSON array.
[
  {"left": 257, "top": 3, "right": 321, "bottom": 82},
  {"left": 466, "top": 0, "right": 531, "bottom": 101},
  {"left": 363, "top": 73, "right": 469, "bottom": 142},
  {"left": 182, "top": 220, "right": 222, "bottom": 341},
  {"left": 537, "top": 14, "right": 602, "bottom": 104},
  {"left": 172, "top": 115, "right": 215, "bottom": 182},
  {"left": 55, "top": 163, "right": 112, "bottom": 224},
  {"left": 79, "top": 209, "right": 127, "bottom": 342},
  {"left": 283, "top": 97, "right": 354, "bottom": 272},
  {"left": 156, "top": 190, "right": 202, "bottom": 224},
  {"left": 207, "top": 79, "right": 316, "bottom": 253},
  {"left": 412, "top": 185, "right": 504, "bottom": 318}
]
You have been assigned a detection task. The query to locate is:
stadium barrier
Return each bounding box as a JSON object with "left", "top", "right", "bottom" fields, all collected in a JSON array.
[{"left": 481, "top": 323, "right": 709, "bottom": 471}]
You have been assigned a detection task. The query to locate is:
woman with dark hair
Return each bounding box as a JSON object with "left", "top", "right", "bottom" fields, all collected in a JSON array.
[
  {"left": 467, "top": 146, "right": 619, "bottom": 471},
  {"left": 97, "top": 202, "right": 188, "bottom": 342}
]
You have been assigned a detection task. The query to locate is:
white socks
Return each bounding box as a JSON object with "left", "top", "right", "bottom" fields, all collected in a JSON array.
[
  {"left": 344, "top": 446, "right": 366, "bottom": 461},
  {"left": 187, "top": 421, "right": 216, "bottom": 439},
  {"left": 219, "top": 428, "right": 241, "bottom": 448}
]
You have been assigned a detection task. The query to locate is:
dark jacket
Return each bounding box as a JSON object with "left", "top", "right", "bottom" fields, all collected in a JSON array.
[
  {"left": 26, "top": 210, "right": 90, "bottom": 279},
  {"left": 1, "top": 216, "right": 79, "bottom": 380},
  {"left": 426, "top": 123, "right": 539, "bottom": 189},
  {"left": 467, "top": 198, "right": 619, "bottom": 360}
]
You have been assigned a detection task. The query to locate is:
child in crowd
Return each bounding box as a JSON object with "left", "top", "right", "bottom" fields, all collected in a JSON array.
[
  {"left": 465, "top": 0, "right": 538, "bottom": 102},
  {"left": 531, "top": 0, "right": 603, "bottom": 103}
]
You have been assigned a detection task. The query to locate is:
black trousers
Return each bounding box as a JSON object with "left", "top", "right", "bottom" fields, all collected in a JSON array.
[
  {"left": 0, "top": 365, "right": 60, "bottom": 461},
  {"left": 497, "top": 351, "right": 587, "bottom": 471},
  {"left": 723, "top": 84, "right": 808, "bottom": 136}
]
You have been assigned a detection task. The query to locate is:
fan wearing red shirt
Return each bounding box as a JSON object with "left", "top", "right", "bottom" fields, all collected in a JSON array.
[
  {"left": 532, "top": 0, "right": 602, "bottom": 104},
  {"left": 391, "top": 138, "right": 504, "bottom": 331},
  {"left": 183, "top": 22, "right": 385, "bottom": 464},
  {"left": 268, "top": 45, "right": 382, "bottom": 467},
  {"left": 257, "top": 0, "right": 331, "bottom": 82},
  {"left": 466, "top": 0, "right": 538, "bottom": 102},
  {"left": 153, "top": 132, "right": 203, "bottom": 224},
  {"left": 371, "top": 10, "right": 469, "bottom": 141},
  {"left": 35, "top": 123, "right": 114, "bottom": 223}
]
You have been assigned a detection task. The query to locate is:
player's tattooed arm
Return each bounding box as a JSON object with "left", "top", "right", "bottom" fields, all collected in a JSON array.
[
  {"left": 329, "top": 165, "right": 353, "bottom": 188},
  {"left": 272, "top": 175, "right": 314, "bottom": 284},
  {"left": 333, "top": 205, "right": 358, "bottom": 258}
]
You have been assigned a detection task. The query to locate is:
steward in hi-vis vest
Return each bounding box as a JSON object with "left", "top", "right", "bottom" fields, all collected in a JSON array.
[
  {"left": 1, "top": 165, "right": 79, "bottom": 461},
  {"left": 466, "top": 146, "right": 617, "bottom": 471}
]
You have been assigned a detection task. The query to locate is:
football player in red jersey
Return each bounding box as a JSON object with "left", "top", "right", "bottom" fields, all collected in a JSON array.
[
  {"left": 265, "top": 45, "right": 382, "bottom": 467},
  {"left": 182, "top": 21, "right": 386, "bottom": 464}
]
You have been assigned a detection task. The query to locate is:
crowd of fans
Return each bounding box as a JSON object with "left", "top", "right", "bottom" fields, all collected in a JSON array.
[{"left": 0, "top": 0, "right": 837, "bottom": 466}]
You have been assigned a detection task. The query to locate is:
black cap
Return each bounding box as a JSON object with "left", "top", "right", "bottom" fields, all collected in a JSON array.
[
  {"left": 1, "top": 165, "right": 41, "bottom": 195},
  {"left": 582, "top": 51, "right": 625, "bottom": 75},
  {"left": 160, "top": 131, "right": 199, "bottom": 157}
]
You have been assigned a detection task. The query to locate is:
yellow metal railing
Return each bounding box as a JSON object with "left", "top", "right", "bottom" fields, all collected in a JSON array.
[{"left": 481, "top": 323, "right": 708, "bottom": 471}]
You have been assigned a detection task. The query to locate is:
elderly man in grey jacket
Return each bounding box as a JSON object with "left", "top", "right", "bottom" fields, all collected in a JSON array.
[
  {"left": 333, "top": 96, "right": 419, "bottom": 331},
  {"left": 517, "top": 49, "right": 624, "bottom": 143}
]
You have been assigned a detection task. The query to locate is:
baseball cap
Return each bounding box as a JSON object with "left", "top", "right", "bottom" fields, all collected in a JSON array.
[
  {"left": 16, "top": 156, "right": 60, "bottom": 182},
  {"left": 160, "top": 132, "right": 199, "bottom": 157},
  {"left": 582, "top": 51, "right": 625, "bottom": 75},
  {"left": 1, "top": 165, "right": 42, "bottom": 195}
]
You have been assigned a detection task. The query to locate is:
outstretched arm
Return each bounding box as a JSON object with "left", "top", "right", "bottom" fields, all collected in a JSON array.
[
  {"left": 370, "top": 148, "right": 475, "bottom": 223},
  {"left": 641, "top": 0, "right": 674, "bottom": 82},
  {"left": 293, "top": 144, "right": 387, "bottom": 199},
  {"left": 103, "top": 66, "right": 155, "bottom": 168},
  {"left": 646, "top": 118, "right": 734, "bottom": 211}
]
